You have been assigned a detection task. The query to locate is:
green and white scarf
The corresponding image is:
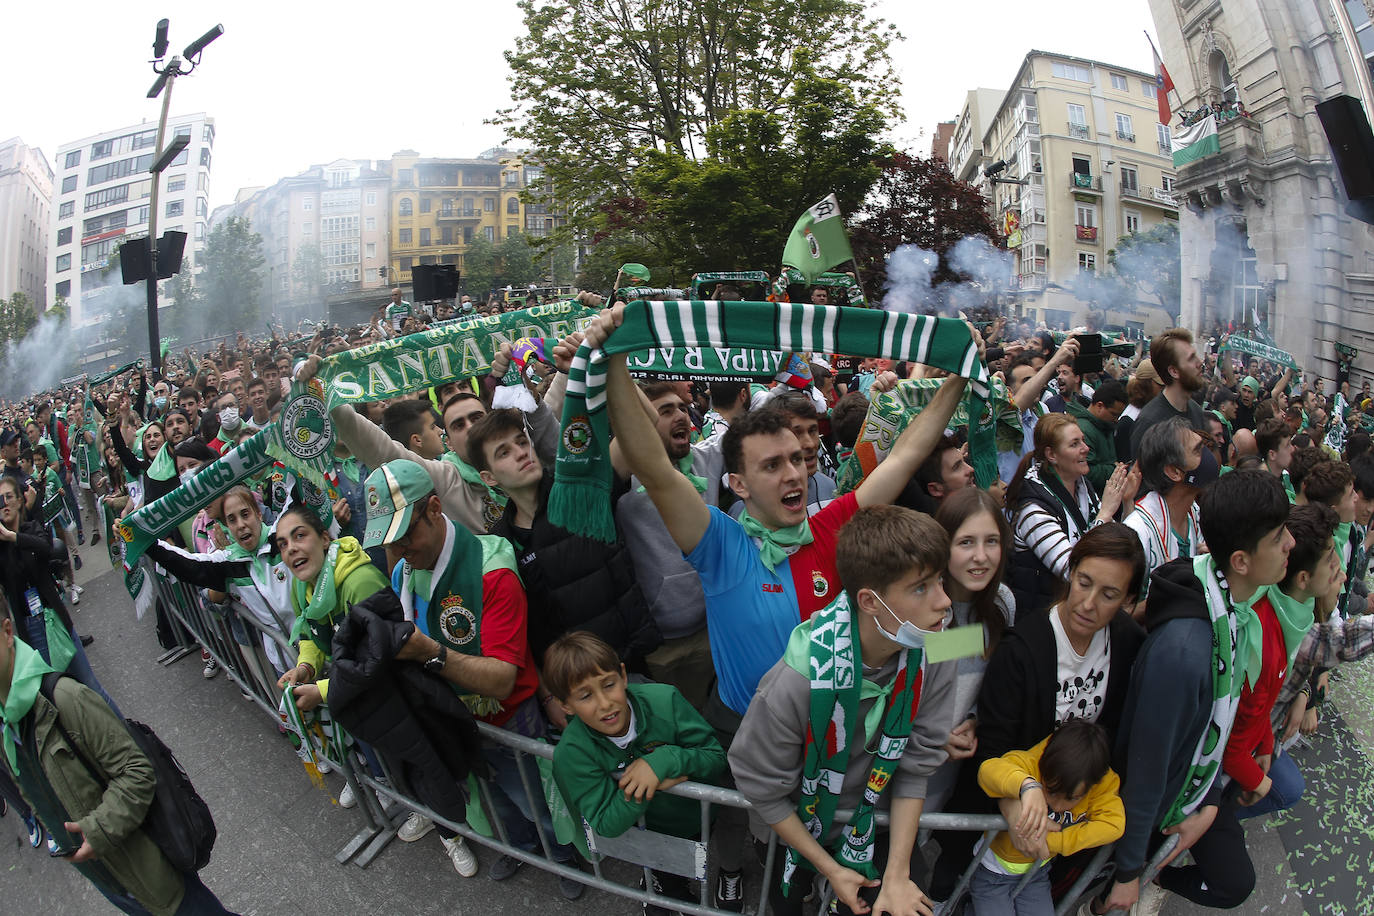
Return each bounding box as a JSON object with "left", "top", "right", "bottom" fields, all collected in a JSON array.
[
  {"left": 289, "top": 541, "right": 340, "bottom": 646},
  {"left": 779, "top": 592, "right": 925, "bottom": 891},
  {"left": 440, "top": 450, "right": 508, "bottom": 517},
  {"left": 1164, "top": 554, "right": 1251, "bottom": 828},
  {"left": 1219, "top": 335, "right": 1299, "bottom": 372},
  {"left": 278, "top": 684, "right": 349, "bottom": 790},
  {"left": 552, "top": 300, "right": 989, "bottom": 541}
]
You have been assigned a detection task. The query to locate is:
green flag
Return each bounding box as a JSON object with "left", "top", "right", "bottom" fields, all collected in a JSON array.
[{"left": 781, "top": 194, "right": 855, "bottom": 283}]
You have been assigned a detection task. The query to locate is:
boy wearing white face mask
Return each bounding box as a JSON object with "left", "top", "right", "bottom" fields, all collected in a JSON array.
[{"left": 730, "top": 505, "right": 961, "bottom": 916}]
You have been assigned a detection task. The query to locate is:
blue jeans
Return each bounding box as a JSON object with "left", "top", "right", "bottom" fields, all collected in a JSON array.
[
  {"left": 1234, "top": 748, "right": 1305, "bottom": 820},
  {"left": 968, "top": 862, "right": 1054, "bottom": 916},
  {"left": 98, "top": 870, "right": 237, "bottom": 915},
  {"left": 24, "top": 613, "right": 122, "bottom": 718},
  {"left": 480, "top": 698, "right": 572, "bottom": 862}
]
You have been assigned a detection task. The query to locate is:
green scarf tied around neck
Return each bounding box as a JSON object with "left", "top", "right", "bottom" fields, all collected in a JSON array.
[
  {"left": 638, "top": 453, "right": 708, "bottom": 496},
  {"left": 552, "top": 300, "right": 989, "bottom": 542},
  {"left": 738, "top": 509, "right": 813, "bottom": 573},
  {"left": 441, "top": 450, "right": 508, "bottom": 510},
  {"left": 288, "top": 541, "right": 340, "bottom": 645},
  {"left": 2, "top": 636, "right": 57, "bottom": 774},
  {"left": 778, "top": 591, "right": 925, "bottom": 892},
  {"left": 136, "top": 426, "right": 177, "bottom": 482}
]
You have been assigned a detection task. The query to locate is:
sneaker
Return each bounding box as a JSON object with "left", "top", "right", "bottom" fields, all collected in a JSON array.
[
  {"left": 338, "top": 782, "right": 357, "bottom": 809},
  {"left": 68, "top": 585, "right": 80, "bottom": 606},
  {"left": 72, "top": 554, "right": 82, "bottom": 571},
  {"left": 714, "top": 868, "right": 744, "bottom": 912},
  {"left": 641, "top": 874, "right": 671, "bottom": 916},
  {"left": 1130, "top": 881, "right": 1167, "bottom": 916},
  {"left": 80, "top": 634, "right": 94, "bottom": 647},
  {"left": 45, "top": 833, "right": 60, "bottom": 855},
  {"left": 398, "top": 812, "right": 435, "bottom": 842},
  {"left": 91, "top": 530, "right": 101, "bottom": 546},
  {"left": 315, "top": 757, "right": 333, "bottom": 775},
  {"left": 202, "top": 651, "right": 219, "bottom": 679},
  {"left": 23, "top": 813, "right": 42, "bottom": 849},
  {"left": 442, "top": 835, "right": 479, "bottom": 877},
  {"left": 559, "top": 871, "right": 586, "bottom": 901},
  {"left": 489, "top": 853, "right": 524, "bottom": 881},
  {"left": 78, "top": 532, "right": 85, "bottom": 546}
]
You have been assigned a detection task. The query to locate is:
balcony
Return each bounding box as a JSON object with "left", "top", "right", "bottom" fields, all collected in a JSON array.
[
  {"left": 437, "top": 207, "right": 480, "bottom": 221},
  {"left": 1075, "top": 225, "right": 1099, "bottom": 243},
  {"left": 1067, "top": 122, "right": 1090, "bottom": 139},
  {"left": 1116, "top": 130, "right": 1136, "bottom": 142},
  {"left": 1121, "top": 183, "right": 1143, "bottom": 200},
  {"left": 1148, "top": 186, "right": 1177, "bottom": 206},
  {"left": 1069, "top": 172, "right": 1102, "bottom": 194}
]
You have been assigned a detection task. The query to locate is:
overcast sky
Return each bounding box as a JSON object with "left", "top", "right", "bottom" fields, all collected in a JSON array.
[{"left": 2, "top": 0, "right": 1160, "bottom": 211}]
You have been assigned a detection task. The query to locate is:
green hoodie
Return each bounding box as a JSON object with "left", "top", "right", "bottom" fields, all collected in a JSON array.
[
  {"left": 294, "top": 536, "right": 390, "bottom": 703},
  {"left": 552, "top": 683, "right": 726, "bottom": 840},
  {"left": 1066, "top": 399, "right": 1117, "bottom": 495}
]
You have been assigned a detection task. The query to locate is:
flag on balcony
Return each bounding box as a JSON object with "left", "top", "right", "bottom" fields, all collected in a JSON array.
[
  {"left": 1172, "top": 115, "right": 1220, "bottom": 166},
  {"left": 782, "top": 194, "right": 855, "bottom": 283},
  {"left": 1152, "top": 45, "right": 1176, "bottom": 125}
]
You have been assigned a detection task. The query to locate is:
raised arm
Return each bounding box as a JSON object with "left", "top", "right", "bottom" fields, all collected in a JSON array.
[
  {"left": 1014, "top": 338, "right": 1078, "bottom": 413},
  {"left": 856, "top": 372, "right": 968, "bottom": 508},
  {"left": 590, "top": 307, "right": 710, "bottom": 555}
]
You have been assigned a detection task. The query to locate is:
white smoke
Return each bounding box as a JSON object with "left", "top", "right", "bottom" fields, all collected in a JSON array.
[
  {"left": 0, "top": 314, "right": 81, "bottom": 399},
  {"left": 945, "top": 236, "right": 1016, "bottom": 317},
  {"left": 882, "top": 244, "right": 941, "bottom": 313}
]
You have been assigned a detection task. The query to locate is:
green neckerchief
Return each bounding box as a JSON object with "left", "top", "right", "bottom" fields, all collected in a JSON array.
[
  {"left": 336, "top": 456, "right": 362, "bottom": 485},
  {"left": 225, "top": 525, "right": 273, "bottom": 588},
  {"left": 639, "top": 453, "right": 708, "bottom": 495},
  {"left": 552, "top": 300, "right": 989, "bottom": 542},
  {"left": 1164, "top": 554, "right": 1246, "bottom": 828},
  {"left": 778, "top": 591, "right": 924, "bottom": 891},
  {"left": 288, "top": 540, "right": 340, "bottom": 644},
  {"left": 440, "top": 450, "right": 509, "bottom": 511},
  {"left": 146, "top": 438, "right": 177, "bottom": 483},
  {"left": 1, "top": 636, "right": 57, "bottom": 774},
  {"left": 1266, "top": 585, "right": 1315, "bottom": 667},
  {"left": 738, "top": 508, "right": 813, "bottom": 573}
]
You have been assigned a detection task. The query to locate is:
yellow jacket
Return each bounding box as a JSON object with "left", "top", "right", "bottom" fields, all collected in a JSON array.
[
  {"left": 978, "top": 735, "right": 1126, "bottom": 871},
  {"left": 295, "top": 537, "right": 390, "bottom": 703}
]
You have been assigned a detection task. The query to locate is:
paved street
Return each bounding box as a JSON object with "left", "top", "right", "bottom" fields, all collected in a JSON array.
[{"left": 3, "top": 559, "right": 1373, "bottom": 915}]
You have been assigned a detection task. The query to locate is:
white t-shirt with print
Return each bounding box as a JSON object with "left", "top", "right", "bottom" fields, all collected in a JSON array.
[{"left": 1050, "top": 607, "right": 1110, "bottom": 725}]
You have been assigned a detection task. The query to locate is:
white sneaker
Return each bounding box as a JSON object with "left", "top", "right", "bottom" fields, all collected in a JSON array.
[
  {"left": 314, "top": 758, "right": 333, "bottom": 775},
  {"left": 338, "top": 781, "right": 357, "bottom": 809},
  {"left": 69, "top": 585, "right": 80, "bottom": 605},
  {"left": 442, "top": 835, "right": 479, "bottom": 877},
  {"left": 398, "top": 812, "right": 435, "bottom": 842},
  {"left": 1130, "top": 881, "right": 1167, "bottom": 916}
]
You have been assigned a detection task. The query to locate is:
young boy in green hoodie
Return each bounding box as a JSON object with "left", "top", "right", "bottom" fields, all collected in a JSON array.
[{"left": 547, "top": 631, "right": 727, "bottom": 912}]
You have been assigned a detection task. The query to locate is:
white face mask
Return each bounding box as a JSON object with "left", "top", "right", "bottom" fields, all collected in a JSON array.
[
  {"left": 179, "top": 468, "right": 197, "bottom": 486},
  {"left": 872, "top": 591, "right": 950, "bottom": 651},
  {"left": 219, "top": 407, "right": 241, "bottom": 431}
]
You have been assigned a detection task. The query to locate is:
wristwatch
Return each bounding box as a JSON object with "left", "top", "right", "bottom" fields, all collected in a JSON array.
[{"left": 423, "top": 644, "right": 448, "bottom": 674}]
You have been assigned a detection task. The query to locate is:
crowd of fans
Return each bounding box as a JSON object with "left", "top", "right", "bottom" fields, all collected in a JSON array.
[{"left": 1, "top": 286, "right": 1372, "bottom": 916}]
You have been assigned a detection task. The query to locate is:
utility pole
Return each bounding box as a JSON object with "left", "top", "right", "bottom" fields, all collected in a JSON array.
[{"left": 143, "top": 19, "right": 222, "bottom": 373}]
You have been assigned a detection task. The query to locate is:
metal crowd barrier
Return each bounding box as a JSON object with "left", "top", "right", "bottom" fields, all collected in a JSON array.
[{"left": 144, "top": 557, "right": 1175, "bottom": 916}]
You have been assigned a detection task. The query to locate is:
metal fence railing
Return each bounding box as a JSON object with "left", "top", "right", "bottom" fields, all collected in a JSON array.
[{"left": 143, "top": 557, "right": 1177, "bottom": 915}]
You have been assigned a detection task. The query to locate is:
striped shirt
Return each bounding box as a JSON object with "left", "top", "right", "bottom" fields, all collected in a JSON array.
[{"left": 1012, "top": 466, "right": 1101, "bottom": 579}]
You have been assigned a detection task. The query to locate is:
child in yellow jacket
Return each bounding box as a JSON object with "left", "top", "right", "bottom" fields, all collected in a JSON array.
[{"left": 970, "top": 721, "right": 1125, "bottom": 915}]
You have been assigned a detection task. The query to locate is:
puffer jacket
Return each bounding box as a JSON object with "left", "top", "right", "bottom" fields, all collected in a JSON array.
[
  {"left": 328, "top": 590, "right": 487, "bottom": 826},
  {"left": 490, "top": 469, "right": 661, "bottom": 667}
]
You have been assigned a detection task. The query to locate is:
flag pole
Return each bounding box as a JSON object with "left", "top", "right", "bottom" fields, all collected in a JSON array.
[{"left": 1144, "top": 30, "right": 1184, "bottom": 112}]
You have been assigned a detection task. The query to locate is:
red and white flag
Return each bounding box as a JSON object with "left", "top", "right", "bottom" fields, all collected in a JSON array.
[{"left": 1152, "top": 44, "right": 1176, "bottom": 125}]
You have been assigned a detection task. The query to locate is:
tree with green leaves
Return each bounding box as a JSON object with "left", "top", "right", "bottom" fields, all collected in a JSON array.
[
  {"left": 496, "top": 234, "right": 538, "bottom": 290},
  {"left": 0, "top": 292, "right": 38, "bottom": 344},
  {"left": 463, "top": 235, "right": 499, "bottom": 300},
  {"left": 160, "top": 258, "right": 200, "bottom": 338},
  {"left": 198, "top": 216, "right": 266, "bottom": 334},
  {"left": 1109, "top": 221, "right": 1181, "bottom": 323},
  {"left": 498, "top": 0, "right": 899, "bottom": 242},
  {"left": 292, "top": 242, "right": 324, "bottom": 304}
]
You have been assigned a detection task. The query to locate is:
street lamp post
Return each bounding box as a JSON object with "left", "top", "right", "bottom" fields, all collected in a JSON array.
[{"left": 143, "top": 20, "right": 222, "bottom": 373}]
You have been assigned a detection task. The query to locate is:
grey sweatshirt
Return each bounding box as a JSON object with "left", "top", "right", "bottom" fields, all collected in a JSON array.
[
  {"left": 729, "top": 650, "right": 959, "bottom": 842},
  {"left": 616, "top": 484, "right": 708, "bottom": 639}
]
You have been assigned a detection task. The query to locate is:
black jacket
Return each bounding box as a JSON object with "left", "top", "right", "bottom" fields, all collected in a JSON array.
[
  {"left": 975, "top": 604, "right": 1144, "bottom": 767},
  {"left": 0, "top": 519, "right": 75, "bottom": 641},
  {"left": 1111, "top": 558, "right": 1226, "bottom": 881},
  {"left": 328, "top": 590, "right": 486, "bottom": 826},
  {"left": 490, "top": 470, "right": 661, "bottom": 668}
]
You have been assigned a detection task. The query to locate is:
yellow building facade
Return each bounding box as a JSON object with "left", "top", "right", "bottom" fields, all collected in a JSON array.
[
  {"left": 387, "top": 150, "right": 551, "bottom": 296},
  {"left": 979, "top": 51, "right": 1180, "bottom": 333}
]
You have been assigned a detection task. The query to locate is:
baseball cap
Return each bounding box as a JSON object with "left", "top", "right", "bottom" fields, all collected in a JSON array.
[
  {"left": 0, "top": 430, "right": 17, "bottom": 448},
  {"left": 362, "top": 459, "right": 436, "bottom": 548}
]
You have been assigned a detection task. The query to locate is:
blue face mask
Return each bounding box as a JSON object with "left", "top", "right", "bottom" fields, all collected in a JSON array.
[
  {"left": 1185, "top": 442, "right": 1220, "bottom": 488},
  {"left": 872, "top": 591, "right": 950, "bottom": 650},
  {"left": 154, "top": 396, "right": 169, "bottom": 410}
]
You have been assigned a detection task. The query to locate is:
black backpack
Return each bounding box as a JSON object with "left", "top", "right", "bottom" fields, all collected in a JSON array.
[{"left": 40, "top": 673, "right": 217, "bottom": 872}]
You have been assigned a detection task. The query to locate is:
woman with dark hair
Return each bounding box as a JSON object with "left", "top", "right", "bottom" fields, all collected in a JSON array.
[
  {"left": 107, "top": 417, "right": 179, "bottom": 510},
  {"left": 924, "top": 487, "right": 1018, "bottom": 900},
  {"left": 1006, "top": 413, "right": 1139, "bottom": 615},
  {"left": 977, "top": 523, "right": 1147, "bottom": 766}
]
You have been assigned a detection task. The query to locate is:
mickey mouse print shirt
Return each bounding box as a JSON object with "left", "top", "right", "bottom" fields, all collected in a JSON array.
[{"left": 1050, "top": 607, "right": 1111, "bottom": 725}]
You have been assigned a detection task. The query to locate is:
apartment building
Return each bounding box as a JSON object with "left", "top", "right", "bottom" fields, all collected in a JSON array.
[{"left": 0, "top": 137, "right": 53, "bottom": 311}]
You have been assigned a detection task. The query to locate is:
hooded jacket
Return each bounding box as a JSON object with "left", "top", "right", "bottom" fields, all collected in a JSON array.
[
  {"left": 328, "top": 590, "right": 486, "bottom": 827},
  {"left": 1111, "top": 558, "right": 1224, "bottom": 882},
  {"left": 294, "top": 536, "right": 391, "bottom": 703},
  {"left": 1066, "top": 400, "right": 1118, "bottom": 495}
]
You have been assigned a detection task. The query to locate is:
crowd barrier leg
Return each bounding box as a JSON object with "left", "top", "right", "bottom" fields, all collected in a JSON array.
[{"left": 1053, "top": 842, "right": 1115, "bottom": 916}]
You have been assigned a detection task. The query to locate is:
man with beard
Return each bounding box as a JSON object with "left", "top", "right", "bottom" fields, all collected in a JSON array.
[{"left": 1131, "top": 328, "right": 1211, "bottom": 456}]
